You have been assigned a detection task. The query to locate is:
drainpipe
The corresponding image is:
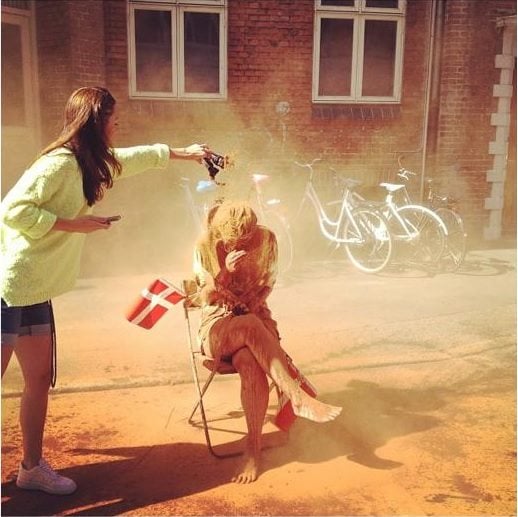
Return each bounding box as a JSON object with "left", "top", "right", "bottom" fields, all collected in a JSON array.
[{"left": 420, "top": 0, "right": 445, "bottom": 201}]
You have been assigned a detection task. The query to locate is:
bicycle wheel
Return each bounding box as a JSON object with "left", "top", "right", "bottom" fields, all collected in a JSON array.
[
  {"left": 343, "top": 208, "right": 393, "bottom": 273},
  {"left": 262, "top": 210, "right": 294, "bottom": 275},
  {"left": 394, "top": 205, "right": 446, "bottom": 266},
  {"left": 435, "top": 207, "right": 467, "bottom": 272}
]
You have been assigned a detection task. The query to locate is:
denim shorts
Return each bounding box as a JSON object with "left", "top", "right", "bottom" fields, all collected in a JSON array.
[{"left": 1, "top": 299, "right": 53, "bottom": 347}]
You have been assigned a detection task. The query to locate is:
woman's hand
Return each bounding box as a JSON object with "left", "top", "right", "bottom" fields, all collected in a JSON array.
[
  {"left": 185, "top": 143, "right": 210, "bottom": 158},
  {"left": 169, "top": 143, "right": 210, "bottom": 162},
  {"left": 53, "top": 215, "right": 116, "bottom": 233},
  {"left": 225, "top": 250, "right": 247, "bottom": 272}
]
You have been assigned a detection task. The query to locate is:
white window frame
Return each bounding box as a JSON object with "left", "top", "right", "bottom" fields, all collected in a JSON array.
[
  {"left": 313, "top": 0, "right": 406, "bottom": 104},
  {"left": 128, "top": 0, "right": 227, "bottom": 100},
  {"left": 1, "top": 4, "right": 40, "bottom": 135}
]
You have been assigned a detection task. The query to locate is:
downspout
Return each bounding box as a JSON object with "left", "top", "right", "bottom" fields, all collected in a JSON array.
[{"left": 420, "top": 0, "right": 445, "bottom": 201}]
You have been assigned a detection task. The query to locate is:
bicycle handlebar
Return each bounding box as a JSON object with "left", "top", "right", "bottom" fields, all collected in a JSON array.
[
  {"left": 397, "top": 168, "right": 417, "bottom": 181},
  {"left": 293, "top": 158, "right": 322, "bottom": 170}
]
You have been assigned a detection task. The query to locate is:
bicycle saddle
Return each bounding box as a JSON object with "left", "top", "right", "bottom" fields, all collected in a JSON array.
[
  {"left": 379, "top": 182, "right": 405, "bottom": 192},
  {"left": 252, "top": 173, "right": 269, "bottom": 184}
]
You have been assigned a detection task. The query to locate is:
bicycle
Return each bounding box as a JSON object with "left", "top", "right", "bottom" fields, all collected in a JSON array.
[
  {"left": 373, "top": 179, "right": 448, "bottom": 269},
  {"left": 177, "top": 176, "right": 223, "bottom": 234},
  {"left": 248, "top": 172, "right": 294, "bottom": 275},
  {"left": 292, "top": 159, "right": 393, "bottom": 274},
  {"left": 393, "top": 157, "right": 467, "bottom": 271}
]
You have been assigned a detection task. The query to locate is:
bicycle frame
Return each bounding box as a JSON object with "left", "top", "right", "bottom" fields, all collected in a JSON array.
[
  {"left": 294, "top": 160, "right": 385, "bottom": 244},
  {"left": 296, "top": 174, "right": 368, "bottom": 244},
  {"left": 379, "top": 184, "right": 448, "bottom": 237},
  {"left": 179, "top": 178, "right": 205, "bottom": 232},
  {"left": 250, "top": 174, "right": 284, "bottom": 220}
]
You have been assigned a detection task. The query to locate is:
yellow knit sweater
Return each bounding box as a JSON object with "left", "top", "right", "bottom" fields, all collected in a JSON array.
[{"left": 0, "top": 144, "right": 170, "bottom": 306}]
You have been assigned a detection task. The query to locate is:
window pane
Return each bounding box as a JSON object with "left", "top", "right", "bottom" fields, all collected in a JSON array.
[
  {"left": 2, "top": 22, "right": 26, "bottom": 126},
  {"left": 365, "top": 0, "right": 399, "bottom": 8},
  {"left": 318, "top": 18, "right": 353, "bottom": 96},
  {"left": 135, "top": 9, "right": 172, "bottom": 92},
  {"left": 362, "top": 19, "right": 396, "bottom": 96},
  {"left": 184, "top": 12, "right": 220, "bottom": 94},
  {"left": 320, "top": 0, "right": 355, "bottom": 6}
]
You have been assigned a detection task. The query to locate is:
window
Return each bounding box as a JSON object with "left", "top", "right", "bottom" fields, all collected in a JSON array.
[
  {"left": 313, "top": 0, "right": 406, "bottom": 104},
  {"left": 2, "top": 21, "right": 26, "bottom": 125},
  {"left": 128, "top": 0, "right": 227, "bottom": 100}
]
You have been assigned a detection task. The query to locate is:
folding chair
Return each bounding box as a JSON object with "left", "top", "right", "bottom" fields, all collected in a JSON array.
[{"left": 182, "top": 279, "right": 281, "bottom": 458}]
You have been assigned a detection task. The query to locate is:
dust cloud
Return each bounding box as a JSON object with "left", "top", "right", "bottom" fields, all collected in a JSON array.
[
  {"left": 79, "top": 123, "right": 473, "bottom": 280},
  {"left": 79, "top": 116, "right": 334, "bottom": 279}
]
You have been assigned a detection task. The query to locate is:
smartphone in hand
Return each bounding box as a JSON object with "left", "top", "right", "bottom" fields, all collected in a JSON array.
[{"left": 105, "top": 215, "right": 122, "bottom": 223}]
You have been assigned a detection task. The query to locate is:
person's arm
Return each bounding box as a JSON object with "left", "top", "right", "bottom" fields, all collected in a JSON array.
[
  {"left": 242, "top": 230, "right": 278, "bottom": 313},
  {"left": 52, "top": 215, "right": 114, "bottom": 233},
  {"left": 112, "top": 143, "right": 210, "bottom": 179}
]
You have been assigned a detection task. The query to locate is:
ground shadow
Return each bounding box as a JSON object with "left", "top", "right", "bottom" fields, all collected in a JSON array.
[
  {"left": 0, "top": 380, "right": 449, "bottom": 516},
  {"left": 454, "top": 250, "right": 515, "bottom": 277},
  {"left": 281, "top": 248, "right": 515, "bottom": 283},
  {"left": 1, "top": 441, "right": 237, "bottom": 516},
  {"left": 371, "top": 253, "right": 515, "bottom": 279},
  {"left": 261, "top": 379, "right": 445, "bottom": 473}
]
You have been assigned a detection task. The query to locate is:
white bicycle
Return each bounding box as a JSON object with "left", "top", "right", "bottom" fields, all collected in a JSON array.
[{"left": 293, "top": 159, "right": 393, "bottom": 274}]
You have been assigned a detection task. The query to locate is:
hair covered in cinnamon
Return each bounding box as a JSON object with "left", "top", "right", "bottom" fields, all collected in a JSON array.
[{"left": 209, "top": 201, "right": 258, "bottom": 250}]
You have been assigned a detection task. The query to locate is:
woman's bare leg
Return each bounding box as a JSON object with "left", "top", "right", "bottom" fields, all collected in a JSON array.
[
  {"left": 210, "top": 314, "right": 341, "bottom": 424},
  {"left": 231, "top": 348, "right": 269, "bottom": 483},
  {"left": 14, "top": 334, "right": 52, "bottom": 469},
  {"left": 2, "top": 344, "right": 14, "bottom": 377}
]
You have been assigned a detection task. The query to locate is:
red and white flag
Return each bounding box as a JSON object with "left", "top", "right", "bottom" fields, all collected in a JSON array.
[{"left": 126, "top": 278, "right": 185, "bottom": 329}]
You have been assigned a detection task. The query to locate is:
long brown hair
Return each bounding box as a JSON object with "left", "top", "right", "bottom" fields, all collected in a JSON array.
[{"left": 40, "top": 86, "right": 122, "bottom": 206}]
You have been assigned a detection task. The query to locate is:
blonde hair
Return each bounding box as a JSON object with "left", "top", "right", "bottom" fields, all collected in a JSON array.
[{"left": 210, "top": 201, "right": 257, "bottom": 248}]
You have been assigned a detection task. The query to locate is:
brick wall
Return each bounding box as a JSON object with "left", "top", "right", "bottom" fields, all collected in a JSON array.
[
  {"left": 98, "top": 0, "right": 433, "bottom": 184},
  {"left": 32, "top": 0, "right": 515, "bottom": 267},
  {"left": 434, "top": 0, "right": 516, "bottom": 236},
  {"left": 35, "top": 0, "right": 106, "bottom": 142}
]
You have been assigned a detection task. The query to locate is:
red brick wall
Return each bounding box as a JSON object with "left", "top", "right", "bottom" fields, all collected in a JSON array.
[
  {"left": 35, "top": 0, "right": 106, "bottom": 142},
  {"left": 433, "top": 0, "right": 515, "bottom": 234},
  {"left": 99, "top": 0, "right": 433, "bottom": 184},
  {"left": 35, "top": 0, "right": 73, "bottom": 140},
  {"left": 33, "top": 0, "right": 515, "bottom": 255}
]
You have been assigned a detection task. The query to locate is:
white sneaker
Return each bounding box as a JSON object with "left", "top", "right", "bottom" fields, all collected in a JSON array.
[{"left": 16, "top": 458, "right": 77, "bottom": 495}]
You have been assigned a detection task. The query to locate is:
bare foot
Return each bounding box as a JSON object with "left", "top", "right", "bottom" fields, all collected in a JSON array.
[
  {"left": 292, "top": 390, "right": 342, "bottom": 423},
  {"left": 232, "top": 453, "right": 259, "bottom": 484}
]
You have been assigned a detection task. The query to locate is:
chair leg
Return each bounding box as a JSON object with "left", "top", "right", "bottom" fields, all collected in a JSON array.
[
  {"left": 188, "top": 361, "right": 242, "bottom": 458},
  {"left": 185, "top": 305, "right": 243, "bottom": 458},
  {"left": 195, "top": 385, "right": 243, "bottom": 459},
  {"left": 187, "top": 370, "right": 216, "bottom": 423}
]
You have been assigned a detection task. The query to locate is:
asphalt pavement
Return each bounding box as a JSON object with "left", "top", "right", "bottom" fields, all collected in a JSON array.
[{"left": 1, "top": 246, "right": 516, "bottom": 516}]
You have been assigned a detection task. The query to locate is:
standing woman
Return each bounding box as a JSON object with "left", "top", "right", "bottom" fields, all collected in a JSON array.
[{"left": 0, "top": 86, "right": 210, "bottom": 495}]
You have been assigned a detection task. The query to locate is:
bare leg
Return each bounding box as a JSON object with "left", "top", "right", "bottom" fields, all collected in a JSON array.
[
  {"left": 2, "top": 344, "right": 14, "bottom": 377},
  {"left": 210, "top": 314, "right": 341, "bottom": 424},
  {"left": 231, "top": 348, "right": 269, "bottom": 483},
  {"left": 14, "top": 334, "right": 52, "bottom": 470}
]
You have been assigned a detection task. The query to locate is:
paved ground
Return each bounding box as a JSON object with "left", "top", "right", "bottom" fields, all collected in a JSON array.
[{"left": 1, "top": 247, "right": 516, "bottom": 516}]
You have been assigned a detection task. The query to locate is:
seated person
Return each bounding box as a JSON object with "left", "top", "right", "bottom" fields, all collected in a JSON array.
[{"left": 193, "top": 200, "right": 341, "bottom": 483}]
